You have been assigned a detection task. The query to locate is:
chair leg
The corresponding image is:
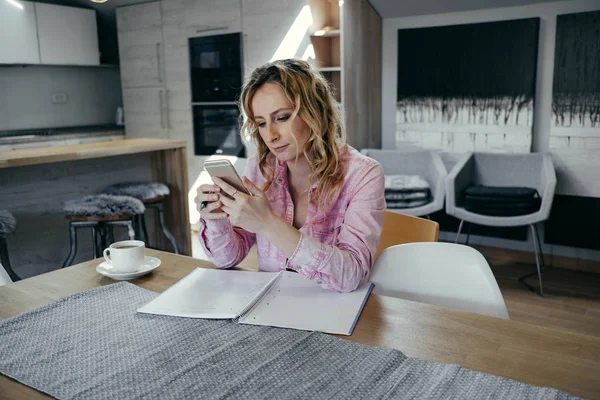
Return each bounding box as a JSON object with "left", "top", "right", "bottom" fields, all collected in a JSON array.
[
  {"left": 156, "top": 203, "right": 179, "bottom": 254},
  {"left": 534, "top": 224, "right": 546, "bottom": 274},
  {"left": 465, "top": 222, "right": 472, "bottom": 246},
  {"left": 62, "top": 222, "right": 78, "bottom": 268},
  {"left": 517, "top": 224, "right": 545, "bottom": 296},
  {"left": 0, "top": 236, "right": 20, "bottom": 281},
  {"left": 455, "top": 220, "right": 465, "bottom": 244}
]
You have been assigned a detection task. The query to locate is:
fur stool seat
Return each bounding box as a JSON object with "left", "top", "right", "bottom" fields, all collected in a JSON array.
[
  {"left": 61, "top": 195, "right": 145, "bottom": 267},
  {"left": 100, "top": 182, "right": 179, "bottom": 254},
  {"left": 63, "top": 194, "right": 145, "bottom": 219},
  {"left": 0, "top": 210, "right": 17, "bottom": 235},
  {"left": 102, "top": 182, "right": 170, "bottom": 202}
]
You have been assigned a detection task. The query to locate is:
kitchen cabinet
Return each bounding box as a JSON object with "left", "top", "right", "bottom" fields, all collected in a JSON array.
[
  {"left": 0, "top": 0, "right": 40, "bottom": 64},
  {"left": 121, "top": 87, "right": 169, "bottom": 139},
  {"left": 35, "top": 3, "right": 99, "bottom": 65},
  {"left": 117, "top": 2, "right": 165, "bottom": 88}
]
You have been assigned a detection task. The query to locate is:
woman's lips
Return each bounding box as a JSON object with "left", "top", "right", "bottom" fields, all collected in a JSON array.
[{"left": 273, "top": 144, "right": 289, "bottom": 153}]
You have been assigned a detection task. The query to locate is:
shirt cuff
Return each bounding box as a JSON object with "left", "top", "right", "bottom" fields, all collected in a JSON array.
[
  {"left": 199, "top": 218, "right": 231, "bottom": 236},
  {"left": 286, "top": 232, "right": 329, "bottom": 279}
]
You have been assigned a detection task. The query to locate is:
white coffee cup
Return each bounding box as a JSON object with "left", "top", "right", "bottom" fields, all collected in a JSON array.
[{"left": 103, "top": 240, "right": 145, "bottom": 273}]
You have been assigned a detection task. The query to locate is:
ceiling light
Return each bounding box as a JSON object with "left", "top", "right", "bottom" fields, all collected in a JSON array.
[{"left": 90, "top": 0, "right": 107, "bottom": 3}]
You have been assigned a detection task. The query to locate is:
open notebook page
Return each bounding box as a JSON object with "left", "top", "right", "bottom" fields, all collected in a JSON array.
[
  {"left": 239, "top": 271, "right": 373, "bottom": 335},
  {"left": 137, "top": 268, "right": 280, "bottom": 319}
]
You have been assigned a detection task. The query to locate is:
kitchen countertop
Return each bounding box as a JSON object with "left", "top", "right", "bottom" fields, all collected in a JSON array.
[
  {"left": 0, "top": 125, "right": 125, "bottom": 145},
  {"left": 0, "top": 138, "right": 187, "bottom": 168}
]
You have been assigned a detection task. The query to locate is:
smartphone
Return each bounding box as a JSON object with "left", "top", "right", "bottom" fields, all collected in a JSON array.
[{"left": 203, "top": 159, "right": 251, "bottom": 199}]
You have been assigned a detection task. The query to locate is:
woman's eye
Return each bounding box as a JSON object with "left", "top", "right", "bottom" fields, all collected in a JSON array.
[
  {"left": 276, "top": 115, "right": 290, "bottom": 122},
  {"left": 257, "top": 121, "right": 266, "bottom": 128}
]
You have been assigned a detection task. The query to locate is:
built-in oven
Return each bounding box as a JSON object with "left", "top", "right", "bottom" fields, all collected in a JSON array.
[
  {"left": 189, "top": 32, "right": 244, "bottom": 156},
  {"left": 192, "top": 104, "right": 245, "bottom": 156},
  {"left": 189, "top": 33, "right": 243, "bottom": 103}
]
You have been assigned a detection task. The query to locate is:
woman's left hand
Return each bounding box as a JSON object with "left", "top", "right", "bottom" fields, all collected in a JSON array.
[{"left": 212, "top": 176, "right": 275, "bottom": 233}]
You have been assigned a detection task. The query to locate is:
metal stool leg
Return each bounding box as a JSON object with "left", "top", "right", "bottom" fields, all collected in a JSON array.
[
  {"left": 455, "top": 220, "right": 465, "bottom": 243},
  {"left": 62, "top": 222, "right": 78, "bottom": 268},
  {"left": 108, "top": 226, "right": 115, "bottom": 245},
  {"left": 99, "top": 224, "right": 108, "bottom": 253},
  {"left": 140, "top": 214, "right": 150, "bottom": 246},
  {"left": 126, "top": 220, "right": 136, "bottom": 240},
  {"left": 91, "top": 226, "right": 100, "bottom": 259},
  {"left": 156, "top": 203, "right": 179, "bottom": 254},
  {"left": 0, "top": 236, "right": 20, "bottom": 281}
]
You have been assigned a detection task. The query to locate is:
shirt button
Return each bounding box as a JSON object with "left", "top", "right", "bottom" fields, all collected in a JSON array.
[
  {"left": 297, "top": 266, "right": 302, "bottom": 270},
  {"left": 317, "top": 280, "right": 323, "bottom": 284}
]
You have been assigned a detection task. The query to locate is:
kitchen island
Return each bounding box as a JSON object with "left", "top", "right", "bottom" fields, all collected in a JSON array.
[{"left": 0, "top": 139, "right": 191, "bottom": 278}]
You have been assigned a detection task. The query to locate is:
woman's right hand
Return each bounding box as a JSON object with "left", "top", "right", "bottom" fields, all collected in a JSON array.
[{"left": 195, "top": 184, "right": 227, "bottom": 220}]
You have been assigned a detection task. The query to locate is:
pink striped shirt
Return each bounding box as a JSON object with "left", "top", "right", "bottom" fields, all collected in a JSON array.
[{"left": 198, "top": 145, "right": 386, "bottom": 292}]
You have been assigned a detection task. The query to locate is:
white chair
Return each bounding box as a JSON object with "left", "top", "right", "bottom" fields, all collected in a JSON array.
[
  {"left": 370, "top": 242, "right": 509, "bottom": 319},
  {"left": 0, "top": 262, "right": 13, "bottom": 286}
]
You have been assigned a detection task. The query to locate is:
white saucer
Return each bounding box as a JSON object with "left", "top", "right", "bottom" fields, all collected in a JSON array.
[{"left": 96, "top": 256, "right": 161, "bottom": 281}]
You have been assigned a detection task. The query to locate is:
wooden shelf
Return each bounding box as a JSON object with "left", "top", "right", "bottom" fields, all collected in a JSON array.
[
  {"left": 311, "top": 29, "right": 340, "bottom": 37},
  {"left": 319, "top": 66, "right": 341, "bottom": 72}
]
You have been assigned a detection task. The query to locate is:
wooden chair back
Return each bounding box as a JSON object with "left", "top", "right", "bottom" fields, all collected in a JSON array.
[{"left": 375, "top": 211, "right": 439, "bottom": 260}]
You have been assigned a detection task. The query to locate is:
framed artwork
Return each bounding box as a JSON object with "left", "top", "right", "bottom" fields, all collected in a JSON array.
[{"left": 396, "top": 18, "right": 539, "bottom": 154}]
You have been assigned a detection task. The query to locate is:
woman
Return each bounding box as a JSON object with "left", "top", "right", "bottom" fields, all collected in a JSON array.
[{"left": 195, "top": 59, "right": 385, "bottom": 293}]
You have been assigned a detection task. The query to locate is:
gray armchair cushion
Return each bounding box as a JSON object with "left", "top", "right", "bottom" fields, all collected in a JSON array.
[
  {"left": 63, "top": 195, "right": 145, "bottom": 218},
  {"left": 0, "top": 210, "right": 16, "bottom": 235},
  {"left": 446, "top": 152, "right": 557, "bottom": 227},
  {"left": 102, "top": 182, "right": 170, "bottom": 201},
  {"left": 361, "top": 149, "right": 447, "bottom": 216}
]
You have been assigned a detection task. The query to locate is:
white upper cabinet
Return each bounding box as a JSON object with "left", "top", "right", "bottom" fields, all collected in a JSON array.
[
  {"left": 35, "top": 3, "right": 100, "bottom": 65},
  {"left": 117, "top": 2, "right": 165, "bottom": 88},
  {"left": 0, "top": 0, "right": 40, "bottom": 64}
]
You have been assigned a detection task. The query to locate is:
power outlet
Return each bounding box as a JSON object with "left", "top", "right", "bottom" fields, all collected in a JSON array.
[{"left": 51, "top": 93, "right": 68, "bottom": 104}]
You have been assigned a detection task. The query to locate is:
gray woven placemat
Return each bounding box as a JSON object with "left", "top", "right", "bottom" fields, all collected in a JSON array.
[{"left": 0, "top": 282, "right": 579, "bottom": 399}]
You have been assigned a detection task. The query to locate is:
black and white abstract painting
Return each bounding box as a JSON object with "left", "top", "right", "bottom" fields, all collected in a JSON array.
[
  {"left": 396, "top": 18, "right": 539, "bottom": 154},
  {"left": 550, "top": 10, "right": 600, "bottom": 197}
]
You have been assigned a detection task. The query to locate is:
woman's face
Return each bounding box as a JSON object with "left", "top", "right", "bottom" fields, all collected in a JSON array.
[{"left": 251, "top": 82, "right": 311, "bottom": 163}]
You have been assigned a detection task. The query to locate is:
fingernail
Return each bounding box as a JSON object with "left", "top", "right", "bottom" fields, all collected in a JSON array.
[{"left": 212, "top": 195, "right": 218, "bottom": 200}]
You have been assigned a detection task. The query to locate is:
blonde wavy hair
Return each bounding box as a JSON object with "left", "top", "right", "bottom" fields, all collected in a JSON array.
[{"left": 239, "top": 59, "right": 346, "bottom": 205}]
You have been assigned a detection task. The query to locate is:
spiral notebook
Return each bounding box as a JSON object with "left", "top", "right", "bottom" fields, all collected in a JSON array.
[{"left": 137, "top": 268, "right": 373, "bottom": 335}]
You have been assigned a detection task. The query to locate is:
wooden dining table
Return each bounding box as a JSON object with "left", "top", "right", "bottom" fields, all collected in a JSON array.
[{"left": 1, "top": 249, "right": 599, "bottom": 399}]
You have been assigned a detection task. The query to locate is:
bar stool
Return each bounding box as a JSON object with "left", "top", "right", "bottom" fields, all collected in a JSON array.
[
  {"left": 0, "top": 210, "right": 20, "bottom": 282},
  {"left": 102, "top": 182, "right": 179, "bottom": 254},
  {"left": 61, "top": 194, "right": 145, "bottom": 267}
]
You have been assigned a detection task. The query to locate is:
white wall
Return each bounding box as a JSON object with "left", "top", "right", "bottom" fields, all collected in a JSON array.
[
  {"left": 0, "top": 66, "right": 122, "bottom": 131},
  {"left": 381, "top": 0, "right": 600, "bottom": 263}
]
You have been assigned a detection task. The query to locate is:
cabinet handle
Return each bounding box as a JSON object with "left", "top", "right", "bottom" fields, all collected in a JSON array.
[
  {"left": 165, "top": 90, "right": 172, "bottom": 129},
  {"left": 195, "top": 26, "right": 228, "bottom": 34},
  {"left": 159, "top": 90, "right": 165, "bottom": 129},
  {"left": 156, "top": 43, "right": 163, "bottom": 83}
]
